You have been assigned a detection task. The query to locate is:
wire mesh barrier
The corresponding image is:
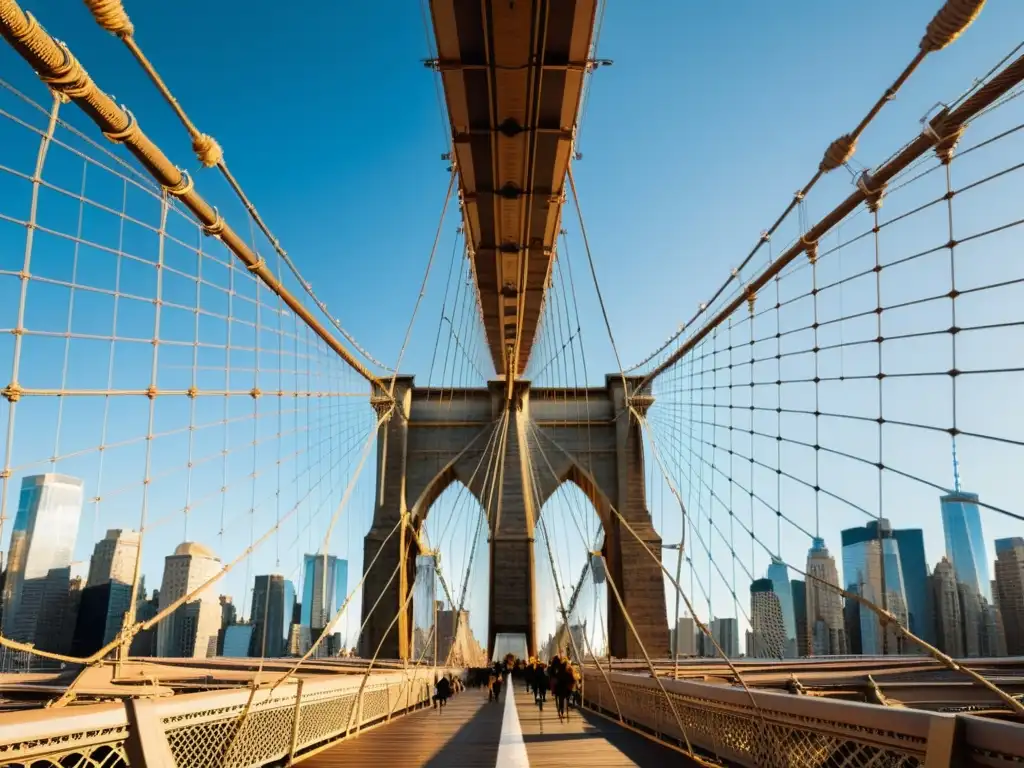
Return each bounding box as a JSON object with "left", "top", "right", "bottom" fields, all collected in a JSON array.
[
  {"left": 580, "top": 668, "right": 1024, "bottom": 767},
  {"left": 0, "top": 666, "right": 461, "bottom": 767},
  {"left": 633, "top": 44, "right": 1024, "bottom": 694}
]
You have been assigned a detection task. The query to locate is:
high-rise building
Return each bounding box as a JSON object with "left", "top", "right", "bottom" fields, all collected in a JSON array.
[
  {"left": 710, "top": 617, "right": 739, "bottom": 658},
  {"left": 981, "top": 601, "right": 1007, "bottom": 657},
  {"left": 958, "top": 583, "right": 984, "bottom": 658},
  {"left": 222, "top": 624, "right": 254, "bottom": 658},
  {"left": 1, "top": 474, "right": 84, "bottom": 652},
  {"left": 994, "top": 538, "right": 1024, "bottom": 655},
  {"left": 841, "top": 519, "right": 909, "bottom": 654},
  {"left": 673, "top": 615, "right": 696, "bottom": 657},
  {"left": 250, "top": 574, "right": 295, "bottom": 658},
  {"left": 72, "top": 581, "right": 133, "bottom": 657},
  {"left": 129, "top": 590, "right": 160, "bottom": 657},
  {"left": 86, "top": 529, "right": 140, "bottom": 587},
  {"left": 766, "top": 557, "right": 798, "bottom": 657},
  {"left": 301, "top": 554, "right": 348, "bottom": 631},
  {"left": 750, "top": 578, "right": 787, "bottom": 658},
  {"left": 941, "top": 491, "right": 992, "bottom": 602},
  {"left": 805, "top": 537, "right": 847, "bottom": 656},
  {"left": 892, "top": 528, "right": 933, "bottom": 646},
  {"left": 72, "top": 530, "right": 142, "bottom": 657},
  {"left": 791, "top": 580, "right": 808, "bottom": 657},
  {"left": 157, "top": 542, "right": 222, "bottom": 658},
  {"left": 930, "top": 557, "right": 963, "bottom": 657}
]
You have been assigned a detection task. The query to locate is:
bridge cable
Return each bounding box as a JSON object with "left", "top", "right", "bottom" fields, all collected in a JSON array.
[
  {"left": 627, "top": 0, "right": 989, "bottom": 379},
  {"left": 79, "top": 0, "right": 394, "bottom": 375}
]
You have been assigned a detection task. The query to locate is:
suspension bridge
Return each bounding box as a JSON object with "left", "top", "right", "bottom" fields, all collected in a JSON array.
[{"left": 0, "top": 0, "right": 1022, "bottom": 765}]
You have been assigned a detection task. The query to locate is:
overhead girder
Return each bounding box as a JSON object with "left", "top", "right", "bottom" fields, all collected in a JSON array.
[{"left": 428, "top": 0, "right": 599, "bottom": 378}]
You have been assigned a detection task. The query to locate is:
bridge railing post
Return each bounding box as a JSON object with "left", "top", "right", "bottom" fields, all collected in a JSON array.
[{"left": 286, "top": 679, "right": 303, "bottom": 766}]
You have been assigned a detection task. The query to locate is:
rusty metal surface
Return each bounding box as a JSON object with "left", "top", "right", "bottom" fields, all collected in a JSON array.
[{"left": 428, "top": 0, "right": 599, "bottom": 376}]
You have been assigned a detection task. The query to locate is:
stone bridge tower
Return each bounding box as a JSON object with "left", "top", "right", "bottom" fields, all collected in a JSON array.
[{"left": 359, "top": 375, "right": 668, "bottom": 661}]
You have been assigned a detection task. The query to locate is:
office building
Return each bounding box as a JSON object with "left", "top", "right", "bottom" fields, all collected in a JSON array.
[
  {"left": 791, "top": 580, "right": 808, "bottom": 656},
  {"left": 130, "top": 590, "right": 160, "bottom": 656},
  {"left": 250, "top": 574, "right": 295, "bottom": 658},
  {"left": 87, "top": 529, "right": 140, "bottom": 587},
  {"left": 941, "top": 491, "right": 992, "bottom": 602},
  {"left": 72, "top": 580, "right": 134, "bottom": 657},
  {"left": 892, "top": 528, "right": 934, "bottom": 645},
  {"left": 805, "top": 537, "right": 847, "bottom": 656},
  {"left": 958, "top": 583, "right": 984, "bottom": 657},
  {"left": 222, "top": 623, "right": 254, "bottom": 658},
  {"left": 841, "top": 519, "right": 909, "bottom": 654},
  {"left": 673, "top": 615, "right": 697, "bottom": 657},
  {"left": 766, "top": 557, "right": 798, "bottom": 657},
  {"left": 931, "top": 557, "right": 963, "bottom": 657},
  {"left": 157, "top": 542, "right": 222, "bottom": 658},
  {"left": 750, "top": 578, "right": 787, "bottom": 658},
  {"left": 710, "top": 617, "right": 739, "bottom": 658},
  {"left": 1, "top": 474, "right": 84, "bottom": 651},
  {"left": 301, "top": 554, "right": 348, "bottom": 631},
  {"left": 994, "top": 538, "right": 1024, "bottom": 655},
  {"left": 981, "top": 601, "right": 1007, "bottom": 657}
]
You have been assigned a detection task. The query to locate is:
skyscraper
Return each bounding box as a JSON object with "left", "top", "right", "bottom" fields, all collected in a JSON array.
[
  {"left": 301, "top": 554, "right": 348, "bottom": 631},
  {"left": 791, "top": 580, "right": 808, "bottom": 657},
  {"left": 930, "top": 557, "right": 963, "bottom": 657},
  {"left": 157, "top": 542, "right": 222, "bottom": 658},
  {"left": 750, "top": 578, "right": 787, "bottom": 659},
  {"left": 940, "top": 491, "right": 992, "bottom": 602},
  {"left": 710, "top": 617, "right": 739, "bottom": 658},
  {"left": 765, "top": 557, "right": 798, "bottom": 657},
  {"left": 958, "top": 583, "right": 984, "bottom": 658},
  {"left": 841, "top": 519, "right": 909, "bottom": 654},
  {"left": 86, "top": 529, "right": 140, "bottom": 587},
  {"left": 222, "top": 624, "right": 254, "bottom": 658},
  {"left": 73, "top": 529, "right": 141, "bottom": 656},
  {"left": 805, "top": 537, "right": 847, "bottom": 656},
  {"left": 250, "top": 574, "right": 295, "bottom": 658},
  {"left": 994, "top": 538, "right": 1024, "bottom": 655},
  {"left": 1, "top": 474, "right": 84, "bottom": 652},
  {"left": 673, "top": 615, "right": 696, "bottom": 657},
  {"left": 892, "top": 528, "right": 933, "bottom": 646}
]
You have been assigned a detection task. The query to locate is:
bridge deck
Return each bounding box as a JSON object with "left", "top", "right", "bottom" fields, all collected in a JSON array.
[{"left": 302, "top": 682, "right": 688, "bottom": 767}]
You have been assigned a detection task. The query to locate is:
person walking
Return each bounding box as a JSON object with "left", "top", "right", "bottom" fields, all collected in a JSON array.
[{"left": 433, "top": 675, "right": 452, "bottom": 710}]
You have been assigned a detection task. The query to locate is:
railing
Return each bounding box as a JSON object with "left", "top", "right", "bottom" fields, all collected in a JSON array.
[
  {"left": 0, "top": 667, "right": 461, "bottom": 767},
  {"left": 582, "top": 669, "right": 1024, "bottom": 767}
]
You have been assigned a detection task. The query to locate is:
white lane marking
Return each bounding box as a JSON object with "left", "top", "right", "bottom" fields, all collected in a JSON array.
[{"left": 496, "top": 675, "right": 530, "bottom": 768}]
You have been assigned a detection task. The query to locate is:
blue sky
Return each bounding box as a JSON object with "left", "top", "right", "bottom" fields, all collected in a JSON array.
[{"left": 0, "top": 1, "right": 1022, "bottom": 654}]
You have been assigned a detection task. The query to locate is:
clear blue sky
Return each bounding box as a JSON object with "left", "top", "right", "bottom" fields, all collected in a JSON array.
[{"left": 0, "top": 1, "right": 1021, "bottom": 654}]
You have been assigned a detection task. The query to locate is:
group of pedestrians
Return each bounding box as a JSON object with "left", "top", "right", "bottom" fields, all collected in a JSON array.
[
  {"left": 522, "top": 654, "right": 580, "bottom": 721},
  {"left": 460, "top": 653, "right": 582, "bottom": 722}
]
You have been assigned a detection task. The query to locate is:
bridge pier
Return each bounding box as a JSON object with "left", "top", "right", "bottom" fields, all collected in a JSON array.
[{"left": 359, "top": 376, "right": 668, "bottom": 662}]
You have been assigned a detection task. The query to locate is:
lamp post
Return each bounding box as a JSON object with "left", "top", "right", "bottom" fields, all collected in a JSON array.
[{"left": 664, "top": 541, "right": 685, "bottom": 680}]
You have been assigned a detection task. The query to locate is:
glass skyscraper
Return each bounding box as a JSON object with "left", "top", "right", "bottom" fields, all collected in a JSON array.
[
  {"left": 301, "top": 554, "right": 348, "bottom": 630},
  {"left": 841, "top": 519, "right": 909, "bottom": 655},
  {"left": 940, "top": 491, "right": 992, "bottom": 602},
  {"left": 250, "top": 574, "right": 296, "bottom": 658},
  {"left": 892, "top": 528, "right": 934, "bottom": 646},
  {"left": 1, "top": 474, "right": 84, "bottom": 650},
  {"left": 765, "top": 556, "right": 798, "bottom": 658}
]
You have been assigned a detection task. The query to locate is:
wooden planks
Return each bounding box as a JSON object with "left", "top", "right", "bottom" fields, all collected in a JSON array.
[
  {"left": 513, "top": 687, "right": 696, "bottom": 767},
  {"left": 301, "top": 689, "right": 503, "bottom": 767}
]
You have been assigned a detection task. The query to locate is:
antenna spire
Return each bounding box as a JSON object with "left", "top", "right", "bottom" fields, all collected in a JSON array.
[{"left": 952, "top": 437, "right": 962, "bottom": 493}]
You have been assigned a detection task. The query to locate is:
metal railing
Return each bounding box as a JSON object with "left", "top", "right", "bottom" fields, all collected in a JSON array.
[
  {"left": 582, "top": 669, "right": 1024, "bottom": 767},
  {"left": 0, "top": 666, "right": 461, "bottom": 767}
]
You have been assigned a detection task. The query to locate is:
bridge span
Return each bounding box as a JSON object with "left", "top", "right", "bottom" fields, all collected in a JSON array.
[{"left": 0, "top": 0, "right": 1023, "bottom": 765}]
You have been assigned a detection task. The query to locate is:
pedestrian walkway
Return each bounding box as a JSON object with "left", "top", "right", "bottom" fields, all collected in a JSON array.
[
  {"left": 512, "top": 685, "right": 693, "bottom": 767},
  {"left": 302, "top": 688, "right": 503, "bottom": 767},
  {"left": 301, "top": 680, "right": 688, "bottom": 767}
]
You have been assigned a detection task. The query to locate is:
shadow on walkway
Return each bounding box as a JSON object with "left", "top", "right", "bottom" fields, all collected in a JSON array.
[{"left": 421, "top": 691, "right": 505, "bottom": 767}]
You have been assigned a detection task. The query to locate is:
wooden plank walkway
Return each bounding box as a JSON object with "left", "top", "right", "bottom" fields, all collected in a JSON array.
[
  {"left": 301, "top": 688, "right": 504, "bottom": 767},
  {"left": 512, "top": 685, "right": 695, "bottom": 767},
  {"left": 301, "top": 681, "right": 692, "bottom": 767}
]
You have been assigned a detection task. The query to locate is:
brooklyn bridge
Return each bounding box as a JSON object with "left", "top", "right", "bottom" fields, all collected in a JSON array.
[{"left": 0, "top": 0, "right": 1022, "bottom": 765}]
